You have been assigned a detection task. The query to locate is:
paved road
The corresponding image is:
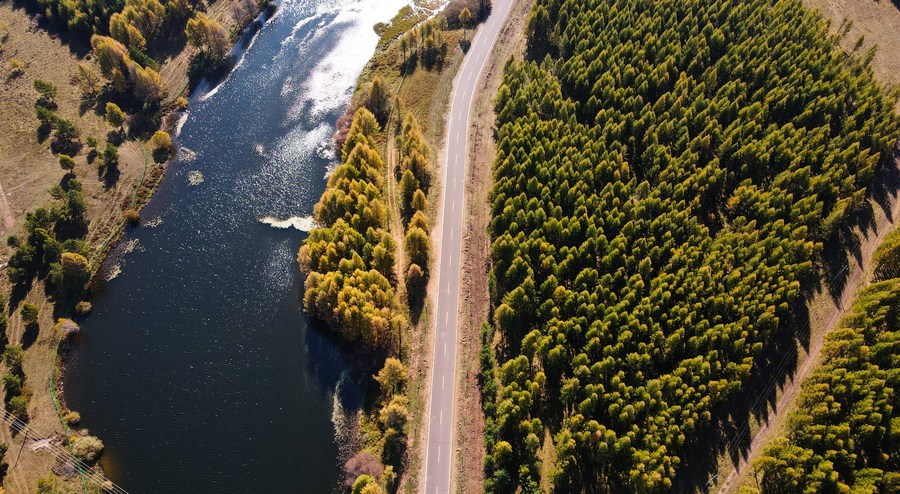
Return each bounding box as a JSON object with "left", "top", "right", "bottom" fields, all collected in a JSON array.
[{"left": 422, "top": 0, "right": 514, "bottom": 491}]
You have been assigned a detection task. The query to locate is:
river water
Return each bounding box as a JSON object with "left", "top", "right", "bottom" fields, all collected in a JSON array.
[{"left": 65, "top": 0, "right": 405, "bottom": 491}]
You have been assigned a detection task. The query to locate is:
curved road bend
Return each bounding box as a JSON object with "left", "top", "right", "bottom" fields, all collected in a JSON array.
[{"left": 422, "top": 0, "right": 515, "bottom": 491}]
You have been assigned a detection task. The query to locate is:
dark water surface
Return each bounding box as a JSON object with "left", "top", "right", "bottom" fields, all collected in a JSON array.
[{"left": 66, "top": 1, "right": 404, "bottom": 491}]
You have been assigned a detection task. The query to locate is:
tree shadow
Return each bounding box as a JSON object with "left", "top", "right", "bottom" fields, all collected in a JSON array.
[
  {"left": 20, "top": 323, "right": 38, "bottom": 350},
  {"left": 36, "top": 123, "right": 52, "bottom": 144},
  {"left": 678, "top": 150, "right": 900, "bottom": 493},
  {"left": 459, "top": 38, "right": 471, "bottom": 53},
  {"left": 102, "top": 165, "right": 120, "bottom": 189}
]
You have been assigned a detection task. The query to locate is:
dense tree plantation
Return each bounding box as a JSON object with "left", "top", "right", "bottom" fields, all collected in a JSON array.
[
  {"left": 751, "top": 278, "right": 900, "bottom": 494},
  {"left": 299, "top": 107, "right": 404, "bottom": 350},
  {"left": 480, "top": 0, "right": 900, "bottom": 491}
]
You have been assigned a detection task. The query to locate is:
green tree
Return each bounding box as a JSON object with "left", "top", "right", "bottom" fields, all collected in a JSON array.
[
  {"left": 365, "top": 76, "right": 391, "bottom": 125},
  {"left": 33, "top": 79, "right": 57, "bottom": 108},
  {"left": 374, "top": 357, "right": 407, "bottom": 397},
  {"left": 58, "top": 154, "right": 75, "bottom": 172},
  {"left": 20, "top": 303, "right": 38, "bottom": 325},
  {"left": 150, "top": 130, "right": 173, "bottom": 162},
  {"left": 459, "top": 7, "right": 472, "bottom": 40},
  {"left": 105, "top": 102, "right": 126, "bottom": 128},
  {"left": 3, "top": 344, "right": 24, "bottom": 370}
]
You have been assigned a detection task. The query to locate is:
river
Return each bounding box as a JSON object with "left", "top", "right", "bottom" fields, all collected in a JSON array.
[{"left": 65, "top": 0, "right": 406, "bottom": 491}]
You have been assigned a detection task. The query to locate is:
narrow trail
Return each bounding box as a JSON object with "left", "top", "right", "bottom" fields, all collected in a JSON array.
[
  {"left": 0, "top": 181, "right": 16, "bottom": 235},
  {"left": 718, "top": 158, "right": 900, "bottom": 493}
]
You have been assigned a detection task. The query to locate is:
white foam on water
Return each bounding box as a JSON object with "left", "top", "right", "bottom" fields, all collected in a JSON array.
[
  {"left": 175, "top": 111, "right": 189, "bottom": 136},
  {"left": 259, "top": 215, "right": 316, "bottom": 231}
]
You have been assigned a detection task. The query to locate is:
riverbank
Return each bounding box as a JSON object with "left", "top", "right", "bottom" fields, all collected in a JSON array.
[{"left": 0, "top": 0, "right": 266, "bottom": 490}]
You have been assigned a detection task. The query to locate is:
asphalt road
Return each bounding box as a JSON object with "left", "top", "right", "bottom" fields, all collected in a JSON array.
[{"left": 422, "top": 0, "right": 514, "bottom": 491}]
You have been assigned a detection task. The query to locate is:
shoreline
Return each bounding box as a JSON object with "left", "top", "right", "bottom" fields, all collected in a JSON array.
[{"left": 0, "top": 2, "right": 273, "bottom": 491}]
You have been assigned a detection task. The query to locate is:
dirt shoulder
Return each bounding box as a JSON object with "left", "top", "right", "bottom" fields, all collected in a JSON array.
[{"left": 453, "top": 0, "right": 531, "bottom": 492}]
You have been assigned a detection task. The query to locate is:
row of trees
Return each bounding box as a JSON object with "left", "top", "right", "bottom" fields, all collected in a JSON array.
[
  {"left": 398, "top": 17, "right": 448, "bottom": 70},
  {"left": 754, "top": 277, "right": 900, "bottom": 493},
  {"left": 344, "top": 357, "right": 410, "bottom": 493},
  {"left": 298, "top": 107, "right": 403, "bottom": 349},
  {"left": 481, "top": 0, "right": 900, "bottom": 491},
  {"left": 396, "top": 113, "right": 432, "bottom": 308}
]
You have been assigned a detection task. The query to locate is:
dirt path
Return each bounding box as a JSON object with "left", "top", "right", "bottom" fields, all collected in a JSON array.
[
  {"left": 0, "top": 182, "right": 15, "bottom": 235},
  {"left": 717, "top": 158, "right": 900, "bottom": 493}
]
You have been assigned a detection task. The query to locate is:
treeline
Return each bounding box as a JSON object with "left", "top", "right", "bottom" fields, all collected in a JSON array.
[
  {"left": 397, "top": 113, "right": 432, "bottom": 309},
  {"left": 754, "top": 276, "right": 899, "bottom": 493},
  {"left": 299, "top": 107, "right": 402, "bottom": 349},
  {"left": 298, "top": 105, "right": 410, "bottom": 493},
  {"left": 480, "top": 0, "right": 900, "bottom": 491}
]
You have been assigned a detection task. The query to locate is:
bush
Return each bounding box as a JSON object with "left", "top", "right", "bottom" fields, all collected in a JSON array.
[
  {"left": 8, "top": 58, "right": 24, "bottom": 77},
  {"left": 3, "top": 345, "right": 24, "bottom": 370},
  {"left": 124, "top": 209, "right": 140, "bottom": 225},
  {"left": 72, "top": 435, "right": 103, "bottom": 462},
  {"left": 343, "top": 451, "right": 383, "bottom": 489},
  {"left": 174, "top": 97, "right": 188, "bottom": 110},
  {"left": 74, "top": 301, "right": 93, "bottom": 316},
  {"left": 8, "top": 395, "right": 28, "bottom": 420},
  {"left": 19, "top": 304, "right": 38, "bottom": 325},
  {"left": 63, "top": 411, "right": 81, "bottom": 426},
  {"left": 36, "top": 475, "right": 56, "bottom": 493},
  {"left": 150, "top": 130, "right": 173, "bottom": 162}
]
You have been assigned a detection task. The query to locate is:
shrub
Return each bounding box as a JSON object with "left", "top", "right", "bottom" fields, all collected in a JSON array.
[
  {"left": 8, "top": 58, "right": 24, "bottom": 77},
  {"left": 150, "top": 130, "right": 173, "bottom": 162},
  {"left": 36, "top": 475, "right": 56, "bottom": 493},
  {"left": 344, "top": 451, "right": 383, "bottom": 488},
  {"left": 58, "top": 155, "right": 75, "bottom": 172},
  {"left": 8, "top": 395, "right": 28, "bottom": 420},
  {"left": 19, "top": 304, "right": 38, "bottom": 325},
  {"left": 74, "top": 301, "right": 93, "bottom": 316},
  {"left": 174, "top": 97, "right": 188, "bottom": 110},
  {"left": 3, "top": 345, "right": 24, "bottom": 370},
  {"left": 63, "top": 411, "right": 81, "bottom": 426},
  {"left": 124, "top": 209, "right": 140, "bottom": 225},
  {"left": 72, "top": 435, "right": 103, "bottom": 462}
]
